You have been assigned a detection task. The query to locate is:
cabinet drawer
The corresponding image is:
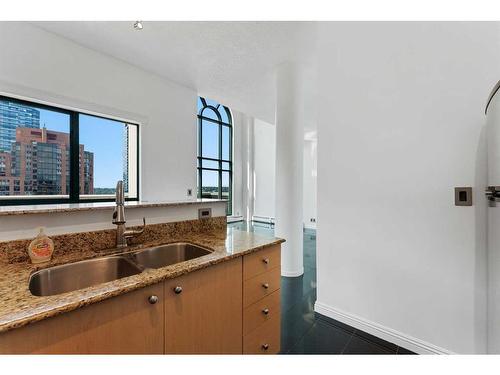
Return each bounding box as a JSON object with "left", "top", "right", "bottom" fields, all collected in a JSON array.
[
  {"left": 243, "top": 289, "right": 281, "bottom": 336},
  {"left": 243, "top": 245, "right": 281, "bottom": 281},
  {"left": 243, "top": 267, "right": 281, "bottom": 307},
  {"left": 243, "top": 316, "right": 280, "bottom": 354}
]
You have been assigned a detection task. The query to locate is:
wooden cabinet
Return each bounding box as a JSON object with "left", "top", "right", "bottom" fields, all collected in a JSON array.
[
  {"left": 243, "top": 290, "right": 280, "bottom": 336},
  {"left": 242, "top": 244, "right": 281, "bottom": 354},
  {"left": 0, "top": 244, "right": 281, "bottom": 354},
  {"left": 243, "top": 317, "right": 281, "bottom": 354},
  {"left": 164, "top": 258, "right": 242, "bottom": 354},
  {"left": 243, "top": 244, "right": 282, "bottom": 281},
  {"left": 0, "top": 283, "right": 164, "bottom": 354},
  {"left": 243, "top": 268, "right": 281, "bottom": 308}
]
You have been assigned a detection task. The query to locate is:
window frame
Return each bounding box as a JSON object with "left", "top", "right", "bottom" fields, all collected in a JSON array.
[
  {"left": 0, "top": 94, "right": 140, "bottom": 206},
  {"left": 197, "top": 97, "right": 232, "bottom": 215}
]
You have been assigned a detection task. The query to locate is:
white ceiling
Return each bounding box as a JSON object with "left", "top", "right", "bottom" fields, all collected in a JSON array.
[{"left": 33, "top": 21, "right": 316, "bottom": 124}]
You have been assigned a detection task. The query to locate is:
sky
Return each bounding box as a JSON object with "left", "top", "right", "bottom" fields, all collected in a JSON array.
[{"left": 39, "top": 109, "right": 125, "bottom": 189}]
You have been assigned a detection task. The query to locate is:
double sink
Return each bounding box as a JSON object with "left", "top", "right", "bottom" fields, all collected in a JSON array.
[{"left": 29, "top": 243, "right": 212, "bottom": 297}]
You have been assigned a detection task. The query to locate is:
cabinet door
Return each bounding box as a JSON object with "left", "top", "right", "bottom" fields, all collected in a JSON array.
[
  {"left": 164, "top": 258, "right": 243, "bottom": 354},
  {"left": 0, "top": 283, "right": 164, "bottom": 354}
]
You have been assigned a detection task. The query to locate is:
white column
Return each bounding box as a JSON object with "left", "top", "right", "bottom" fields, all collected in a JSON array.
[
  {"left": 275, "top": 63, "right": 304, "bottom": 277},
  {"left": 241, "top": 114, "right": 255, "bottom": 223}
]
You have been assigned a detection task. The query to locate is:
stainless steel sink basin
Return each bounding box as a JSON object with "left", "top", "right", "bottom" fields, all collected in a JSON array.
[
  {"left": 28, "top": 243, "right": 213, "bottom": 297},
  {"left": 131, "top": 242, "right": 212, "bottom": 269},
  {"left": 29, "top": 256, "right": 142, "bottom": 296}
]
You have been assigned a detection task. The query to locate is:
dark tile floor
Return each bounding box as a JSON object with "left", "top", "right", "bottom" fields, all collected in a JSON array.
[{"left": 229, "top": 221, "right": 416, "bottom": 355}]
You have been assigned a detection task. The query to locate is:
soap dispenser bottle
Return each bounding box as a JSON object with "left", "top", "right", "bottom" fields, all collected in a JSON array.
[{"left": 28, "top": 227, "right": 54, "bottom": 264}]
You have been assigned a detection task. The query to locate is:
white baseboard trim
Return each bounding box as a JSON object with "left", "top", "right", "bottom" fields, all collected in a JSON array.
[
  {"left": 314, "top": 301, "right": 454, "bottom": 355},
  {"left": 281, "top": 267, "right": 304, "bottom": 277}
]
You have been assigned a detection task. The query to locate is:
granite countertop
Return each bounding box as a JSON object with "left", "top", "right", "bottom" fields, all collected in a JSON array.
[
  {"left": 0, "top": 228, "right": 284, "bottom": 334},
  {"left": 0, "top": 198, "right": 225, "bottom": 216}
]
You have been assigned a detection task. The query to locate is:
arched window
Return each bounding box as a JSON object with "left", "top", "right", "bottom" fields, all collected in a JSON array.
[{"left": 197, "top": 97, "right": 232, "bottom": 215}]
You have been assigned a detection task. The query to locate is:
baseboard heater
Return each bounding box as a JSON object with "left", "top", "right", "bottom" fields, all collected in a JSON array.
[{"left": 252, "top": 215, "right": 275, "bottom": 224}]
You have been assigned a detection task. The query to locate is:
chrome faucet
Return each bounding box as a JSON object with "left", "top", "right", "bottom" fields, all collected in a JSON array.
[{"left": 112, "top": 180, "right": 145, "bottom": 248}]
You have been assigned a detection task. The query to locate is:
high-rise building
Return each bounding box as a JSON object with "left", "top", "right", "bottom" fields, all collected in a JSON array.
[
  {"left": 0, "top": 100, "right": 40, "bottom": 152},
  {"left": 0, "top": 127, "right": 94, "bottom": 196}
]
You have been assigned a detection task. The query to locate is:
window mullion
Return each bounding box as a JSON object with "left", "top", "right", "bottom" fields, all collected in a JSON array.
[
  {"left": 69, "top": 112, "right": 80, "bottom": 203},
  {"left": 218, "top": 120, "right": 223, "bottom": 200}
]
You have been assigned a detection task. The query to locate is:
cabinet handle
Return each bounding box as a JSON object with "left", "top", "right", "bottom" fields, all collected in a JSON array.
[
  {"left": 262, "top": 344, "right": 269, "bottom": 351},
  {"left": 173, "top": 286, "right": 183, "bottom": 294},
  {"left": 262, "top": 308, "right": 270, "bottom": 315},
  {"left": 148, "top": 295, "right": 159, "bottom": 304},
  {"left": 262, "top": 283, "right": 269, "bottom": 289},
  {"left": 263, "top": 258, "right": 270, "bottom": 264}
]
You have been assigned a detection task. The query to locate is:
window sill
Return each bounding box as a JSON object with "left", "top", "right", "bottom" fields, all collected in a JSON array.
[{"left": 0, "top": 199, "right": 226, "bottom": 217}]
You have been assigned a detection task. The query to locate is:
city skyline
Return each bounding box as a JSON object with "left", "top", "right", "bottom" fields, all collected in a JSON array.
[{"left": 0, "top": 99, "right": 129, "bottom": 196}]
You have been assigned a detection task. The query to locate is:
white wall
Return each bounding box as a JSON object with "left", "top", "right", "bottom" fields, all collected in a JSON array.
[
  {"left": 303, "top": 138, "right": 317, "bottom": 229},
  {"left": 231, "top": 110, "right": 245, "bottom": 218},
  {"left": 253, "top": 118, "right": 276, "bottom": 220},
  {"left": 0, "top": 22, "right": 197, "bottom": 203},
  {"left": 315, "top": 22, "right": 500, "bottom": 354},
  {"left": 486, "top": 93, "right": 500, "bottom": 353},
  {"left": 0, "top": 22, "right": 202, "bottom": 239}
]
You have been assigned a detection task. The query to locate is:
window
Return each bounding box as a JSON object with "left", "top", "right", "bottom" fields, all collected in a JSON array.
[
  {"left": 0, "top": 95, "right": 139, "bottom": 205},
  {"left": 197, "top": 97, "right": 232, "bottom": 215},
  {"left": 79, "top": 114, "right": 138, "bottom": 199}
]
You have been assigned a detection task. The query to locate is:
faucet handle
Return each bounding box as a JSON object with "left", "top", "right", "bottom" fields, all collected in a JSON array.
[{"left": 124, "top": 217, "right": 146, "bottom": 239}]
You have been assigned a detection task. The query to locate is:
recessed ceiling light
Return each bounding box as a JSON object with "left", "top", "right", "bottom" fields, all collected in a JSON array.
[{"left": 133, "top": 21, "right": 143, "bottom": 30}]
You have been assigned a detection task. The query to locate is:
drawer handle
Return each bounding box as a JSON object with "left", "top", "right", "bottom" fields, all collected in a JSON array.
[
  {"left": 262, "top": 283, "right": 269, "bottom": 289},
  {"left": 262, "top": 344, "right": 269, "bottom": 351},
  {"left": 148, "top": 295, "right": 159, "bottom": 304},
  {"left": 263, "top": 258, "right": 270, "bottom": 264},
  {"left": 173, "top": 286, "right": 183, "bottom": 294},
  {"left": 262, "top": 308, "right": 270, "bottom": 315}
]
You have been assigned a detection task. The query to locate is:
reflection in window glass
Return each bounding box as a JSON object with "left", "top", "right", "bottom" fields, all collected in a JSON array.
[{"left": 79, "top": 114, "right": 137, "bottom": 198}]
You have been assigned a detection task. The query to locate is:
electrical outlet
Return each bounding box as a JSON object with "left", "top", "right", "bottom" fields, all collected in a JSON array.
[
  {"left": 310, "top": 218, "right": 316, "bottom": 223},
  {"left": 187, "top": 188, "right": 193, "bottom": 197},
  {"left": 198, "top": 208, "right": 212, "bottom": 219}
]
